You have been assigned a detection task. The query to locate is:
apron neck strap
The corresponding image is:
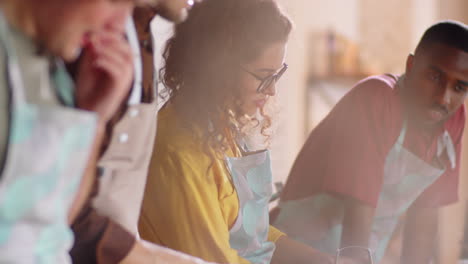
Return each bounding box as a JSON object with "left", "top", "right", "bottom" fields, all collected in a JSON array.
[
  {"left": 0, "top": 10, "right": 26, "bottom": 105},
  {"left": 0, "top": 10, "right": 75, "bottom": 108},
  {"left": 437, "top": 130, "right": 457, "bottom": 169},
  {"left": 395, "top": 121, "right": 408, "bottom": 153},
  {"left": 398, "top": 120, "right": 456, "bottom": 170},
  {"left": 50, "top": 58, "right": 75, "bottom": 107},
  {"left": 126, "top": 18, "right": 142, "bottom": 106}
]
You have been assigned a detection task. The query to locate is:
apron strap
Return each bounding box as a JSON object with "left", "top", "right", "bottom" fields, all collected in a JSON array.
[
  {"left": 237, "top": 137, "right": 250, "bottom": 154},
  {"left": 394, "top": 121, "right": 408, "bottom": 153},
  {"left": 0, "top": 11, "right": 21, "bottom": 181},
  {"left": 126, "top": 18, "right": 142, "bottom": 105},
  {"left": 437, "top": 131, "right": 456, "bottom": 169},
  {"left": 0, "top": 10, "right": 74, "bottom": 108},
  {"left": 50, "top": 58, "right": 75, "bottom": 107},
  {"left": 0, "top": 11, "right": 26, "bottom": 106},
  {"left": 397, "top": 121, "right": 456, "bottom": 169}
]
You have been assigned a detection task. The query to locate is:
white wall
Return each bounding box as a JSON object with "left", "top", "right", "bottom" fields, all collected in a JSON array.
[
  {"left": 411, "top": 0, "right": 438, "bottom": 49},
  {"left": 271, "top": 0, "right": 360, "bottom": 185},
  {"left": 438, "top": 0, "right": 468, "bottom": 24}
]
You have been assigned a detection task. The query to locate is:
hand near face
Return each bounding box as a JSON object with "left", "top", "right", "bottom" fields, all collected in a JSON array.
[{"left": 74, "top": 26, "right": 134, "bottom": 124}]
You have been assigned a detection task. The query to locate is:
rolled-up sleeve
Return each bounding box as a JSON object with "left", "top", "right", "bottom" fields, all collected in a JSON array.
[
  {"left": 70, "top": 177, "right": 136, "bottom": 264},
  {"left": 268, "top": 225, "right": 285, "bottom": 243}
]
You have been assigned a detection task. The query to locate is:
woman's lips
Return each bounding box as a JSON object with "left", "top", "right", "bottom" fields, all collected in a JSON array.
[
  {"left": 255, "top": 99, "right": 267, "bottom": 108},
  {"left": 426, "top": 108, "right": 445, "bottom": 122}
]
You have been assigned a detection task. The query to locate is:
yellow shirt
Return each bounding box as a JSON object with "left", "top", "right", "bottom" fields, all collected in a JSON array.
[{"left": 139, "top": 105, "right": 284, "bottom": 264}]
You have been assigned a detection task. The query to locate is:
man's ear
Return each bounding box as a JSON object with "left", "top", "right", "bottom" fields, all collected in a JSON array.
[{"left": 405, "top": 53, "right": 414, "bottom": 74}]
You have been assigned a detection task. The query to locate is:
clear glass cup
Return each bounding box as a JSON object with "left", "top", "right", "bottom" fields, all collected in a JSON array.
[{"left": 335, "top": 246, "right": 374, "bottom": 264}]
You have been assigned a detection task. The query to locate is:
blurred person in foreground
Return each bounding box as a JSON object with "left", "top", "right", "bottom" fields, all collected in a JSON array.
[{"left": 0, "top": 0, "right": 137, "bottom": 263}]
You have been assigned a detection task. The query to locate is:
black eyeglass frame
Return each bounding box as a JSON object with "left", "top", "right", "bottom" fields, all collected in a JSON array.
[{"left": 241, "top": 63, "right": 288, "bottom": 93}]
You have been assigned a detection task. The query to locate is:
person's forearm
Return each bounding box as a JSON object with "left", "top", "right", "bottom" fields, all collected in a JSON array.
[
  {"left": 340, "top": 198, "right": 375, "bottom": 249},
  {"left": 120, "top": 240, "right": 215, "bottom": 264},
  {"left": 68, "top": 122, "right": 105, "bottom": 224},
  {"left": 271, "top": 236, "right": 333, "bottom": 264},
  {"left": 401, "top": 206, "right": 438, "bottom": 264},
  {"left": 70, "top": 204, "right": 136, "bottom": 264}
]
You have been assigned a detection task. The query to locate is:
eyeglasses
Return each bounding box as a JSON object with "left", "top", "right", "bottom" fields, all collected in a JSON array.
[
  {"left": 335, "top": 246, "right": 374, "bottom": 264},
  {"left": 241, "top": 63, "right": 288, "bottom": 93}
]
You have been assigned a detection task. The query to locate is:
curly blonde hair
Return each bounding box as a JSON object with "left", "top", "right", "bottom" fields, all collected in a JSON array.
[{"left": 160, "top": 0, "right": 292, "bottom": 159}]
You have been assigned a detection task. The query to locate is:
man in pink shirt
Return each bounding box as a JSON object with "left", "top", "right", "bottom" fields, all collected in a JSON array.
[{"left": 273, "top": 20, "right": 468, "bottom": 263}]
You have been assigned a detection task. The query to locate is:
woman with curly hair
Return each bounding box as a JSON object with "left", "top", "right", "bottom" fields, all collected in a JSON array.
[{"left": 139, "top": 0, "right": 341, "bottom": 263}]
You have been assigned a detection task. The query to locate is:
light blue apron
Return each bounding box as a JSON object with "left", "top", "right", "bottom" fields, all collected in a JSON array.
[
  {"left": 225, "top": 147, "right": 276, "bottom": 264},
  {"left": 0, "top": 12, "right": 97, "bottom": 264},
  {"left": 275, "top": 122, "right": 455, "bottom": 263}
]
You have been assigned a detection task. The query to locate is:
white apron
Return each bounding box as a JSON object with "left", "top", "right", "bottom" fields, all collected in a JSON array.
[
  {"left": 274, "top": 122, "right": 455, "bottom": 262},
  {"left": 226, "top": 148, "right": 276, "bottom": 264}
]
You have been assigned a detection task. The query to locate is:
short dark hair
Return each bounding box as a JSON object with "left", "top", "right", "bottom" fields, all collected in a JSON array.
[{"left": 415, "top": 20, "right": 468, "bottom": 54}]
